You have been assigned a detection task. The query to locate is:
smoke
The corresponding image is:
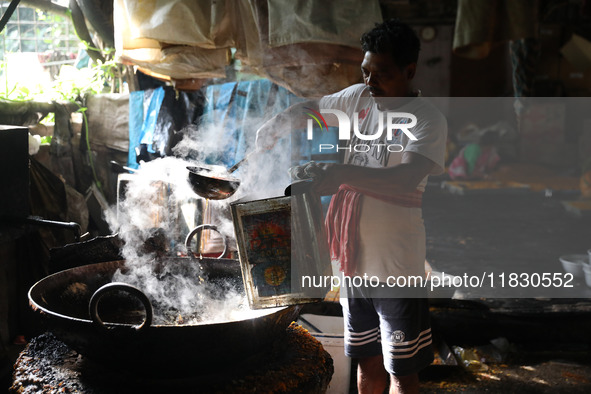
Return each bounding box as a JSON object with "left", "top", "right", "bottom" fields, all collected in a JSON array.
[{"left": 104, "top": 110, "right": 294, "bottom": 325}]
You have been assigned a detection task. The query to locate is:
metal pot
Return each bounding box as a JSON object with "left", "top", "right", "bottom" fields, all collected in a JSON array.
[{"left": 28, "top": 258, "right": 300, "bottom": 376}]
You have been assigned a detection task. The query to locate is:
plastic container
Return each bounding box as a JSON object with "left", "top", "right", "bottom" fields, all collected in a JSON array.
[
  {"left": 298, "top": 314, "right": 350, "bottom": 394},
  {"left": 559, "top": 254, "right": 588, "bottom": 278},
  {"left": 583, "top": 263, "right": 591, "bottom": 288}
]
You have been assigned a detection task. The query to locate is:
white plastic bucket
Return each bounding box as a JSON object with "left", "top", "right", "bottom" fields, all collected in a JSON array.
[
  {"left": 559, "top": 254, "right": 587, "bottom": 278},
  {"left": 583, "top": 263, "right": 591, "bottom": 288},
  {"left": 299, "top": 314, "right": 350, "bottom": 394}
]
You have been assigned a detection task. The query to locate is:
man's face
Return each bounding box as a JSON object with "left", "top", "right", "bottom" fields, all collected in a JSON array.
[{"left": 361, "top": 51, "right": 416, "bottom": 98}]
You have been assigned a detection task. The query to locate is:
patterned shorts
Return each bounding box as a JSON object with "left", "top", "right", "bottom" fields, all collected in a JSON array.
[{"left": 340, "top": 285, "right": 434, "bottom": 376}]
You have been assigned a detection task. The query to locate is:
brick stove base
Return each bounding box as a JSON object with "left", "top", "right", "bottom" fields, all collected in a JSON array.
[{"left": 10, "top": 323, "right": 333, "bottom": 393}]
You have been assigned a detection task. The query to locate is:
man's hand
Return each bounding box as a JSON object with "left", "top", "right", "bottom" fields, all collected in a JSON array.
[
  {"left": 295, "top": 152, "right": 439, "bottom": 197},
  {"left": 292, "top": 161, "right": 345, "bottom": 196}
]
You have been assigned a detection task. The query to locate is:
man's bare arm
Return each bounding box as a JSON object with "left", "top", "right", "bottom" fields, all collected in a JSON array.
[{"left": 312, "top": 151, "right": 438, "bottom": 195}]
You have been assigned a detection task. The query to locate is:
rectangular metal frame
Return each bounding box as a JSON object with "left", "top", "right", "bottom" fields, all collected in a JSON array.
[{"left": 231, "top": 196, "right": 325, "bottom": 309}]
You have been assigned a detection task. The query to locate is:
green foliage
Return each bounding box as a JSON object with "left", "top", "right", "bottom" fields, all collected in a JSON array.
[
  {"left": 0, "top": 4, "right": 115, "bottom": 193},
  {"left": 0, "top": 4, "right": 120, "bottom": 103},
  {"left": 0, "top": 57, "right": 119, "bottom": 101}
]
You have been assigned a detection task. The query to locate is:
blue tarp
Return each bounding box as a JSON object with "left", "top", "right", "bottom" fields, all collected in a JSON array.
[
  {"left": 200, "top": 79, "right": 305, "bottom": 171},
  {"left": 127, "top": 87, "right": 165, "bottom": 168}
]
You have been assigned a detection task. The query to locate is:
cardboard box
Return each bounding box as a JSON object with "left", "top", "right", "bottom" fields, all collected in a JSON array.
[
  {"left": 519, "top": 102, "right": 566, "bottom": 143},
  {"left": 559, "top": 57, "right": 591, "bottom": 94},
  {"left": 559, "top": 33, "right": 591, "bottom": 94},
  {"left": 560, "top": 33, "right": 591, "bottom": 71}
]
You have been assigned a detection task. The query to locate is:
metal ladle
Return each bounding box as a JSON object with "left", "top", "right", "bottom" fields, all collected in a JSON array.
[{"left": 186, "top": 149, "right": 259, "bottom": 200}]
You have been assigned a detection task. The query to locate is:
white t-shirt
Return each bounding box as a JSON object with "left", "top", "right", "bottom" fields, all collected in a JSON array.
[{"left": 319, "top": 84, "right": 447, "bottom": 280}]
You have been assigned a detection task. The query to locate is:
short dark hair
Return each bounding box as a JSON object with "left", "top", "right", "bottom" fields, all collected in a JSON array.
[{"left": 361, "top": 19, "right": 420, "bottom": 69}]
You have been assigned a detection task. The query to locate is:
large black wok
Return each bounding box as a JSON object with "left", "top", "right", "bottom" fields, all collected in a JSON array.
[{"left": 28, "top": 258, "right": 301, "bottom": 376}]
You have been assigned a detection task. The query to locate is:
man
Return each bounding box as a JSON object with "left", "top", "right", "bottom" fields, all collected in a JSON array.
[{"left": 258, "top": 19, "right": 447, "bottom": 394}]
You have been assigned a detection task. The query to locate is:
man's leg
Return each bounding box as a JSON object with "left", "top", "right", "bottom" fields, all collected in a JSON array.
[
  {"left": 375, "top": 297, "right": 433, "bottom": 394},
  {"left": 357, "top": 354, "right": 389, "bottom": 394},
  {"left": 389, "top": 372, "right": 419, "bottom": 394},
  {"left": 341, "top": 288, "right": 386, "bottom": 394}
]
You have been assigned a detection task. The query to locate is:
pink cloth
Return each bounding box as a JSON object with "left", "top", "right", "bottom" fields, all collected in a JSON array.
[
  {"left": 325, "top": 184, "right": 423, "bottom": 276},
  {"left": 448, "top": 146, "right": 500, "bottom": 180},
  {"left": 473, "top": 147, "right": 500, "bottom": 176},
  {"left": 448, "top": 150, "right": 469, "bottom": 179}
]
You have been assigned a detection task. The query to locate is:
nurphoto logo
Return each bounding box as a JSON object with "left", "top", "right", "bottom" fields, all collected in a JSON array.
[{"left": 305, "top": 109, "right": 418, "bottom": 153}]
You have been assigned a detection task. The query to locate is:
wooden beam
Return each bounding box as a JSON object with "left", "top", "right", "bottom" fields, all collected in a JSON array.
[
  {"left": 20, "top": 0, "right": 69, "bottom": 17},
  {"left": 0, "top": 99, "right": 80, "bottom": 115}
]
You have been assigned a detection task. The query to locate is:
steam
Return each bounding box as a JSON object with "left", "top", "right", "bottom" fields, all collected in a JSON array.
[
  {"left": 172, "top": 115, "right": 293, "bottom": 199},
  {"left": 105, "top": 112, "right": 293, "bottom": 325}
]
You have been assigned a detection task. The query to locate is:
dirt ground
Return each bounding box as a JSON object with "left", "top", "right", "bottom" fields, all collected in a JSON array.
[
  {"left": 419, "top": 348, "right": 591, "bottom": 393},
  {"left": 416, "top": 181, "right": 591, "bottom": 393},
  {"left": 422, "top": 182, "right": 590, "bottom": 282},
  {"left": 5, "top": 178, "right": 591, "bottom": 393}
]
